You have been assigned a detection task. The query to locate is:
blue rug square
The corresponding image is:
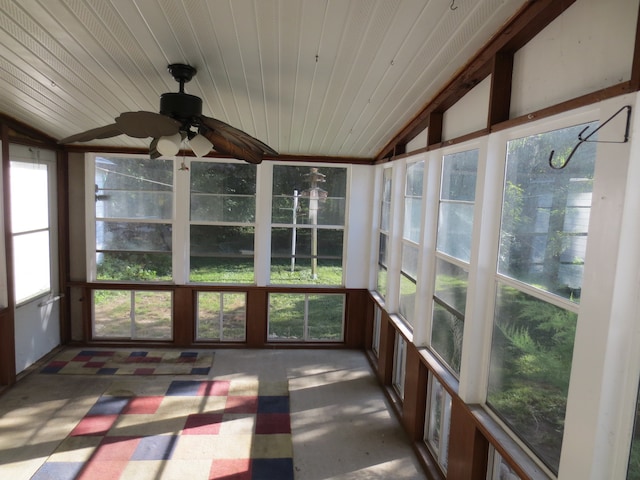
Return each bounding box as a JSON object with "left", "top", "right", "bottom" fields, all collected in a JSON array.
[
  {"left": 31, "top": 461, "right": 84, "bottom": 480},
  {"left": 131, "top": 434, "right": 178, "bottom": 460},
  {"left": 251, "top": 458, "right": 294, "bottom": 480},
  {"left": 258, "top": 395, "right": 289, "bottom": 413},
  {"left": 87, "top": 396, "right": 130, "bottom": 415},
  {"left": 166, "top": 380, "right": 202, "bottom": 396}
]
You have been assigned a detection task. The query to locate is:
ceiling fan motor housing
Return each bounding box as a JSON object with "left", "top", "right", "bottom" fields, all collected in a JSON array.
[{"left": 160, "top": 92, "right": 202, "bottom": 123}]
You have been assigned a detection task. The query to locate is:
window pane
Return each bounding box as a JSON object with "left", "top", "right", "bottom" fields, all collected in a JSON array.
[
  {"left": 431, "top": 301, "right": 463, "bottom": 375},
  {"left": 404, "top": 161, "right": 424, "bottom": 242},
  {"left": 437, "top": 202, "right": 474, "bottom": 262},
  {"left": 628, "top": 382, "right": 640, "bottom": 479},
  {"left": 97, "top": 252, "right": 172, "bottom": 281},
  {"left": 487, "top": 284, "right": 576, "bottom": 473},
  {"left": 196, "top": 292, "right": 246, "bottom": 342},
  {"left": 437, "top": 150, "right": 478, "bottom": 263},
  {"left": 401, "top": 243, "right": 419, "bottom": 280},
  {"left": 268, "top": 293, "right": 305, "bottom": 340},
  {"left": 13, "top": 231, "right": 50, "bottom": 303},
  {"left": 399, "top": 273, "right": 417, "bottom": 327},
  {"left": 380, "top": 168, "right": 392, "bottom": 232},
  {"left": 93, "top": 290, "right": 172, "bottom": 340},
  {"left": 270, "top": 227, "right": 343, "bottom": 285},
  {"left": 440, "top": 150, "right": 478, "bottom": 201},
  {"left": 190, "top": 161, "right": 256, "bottom": 222},
  {"left": 268, "top": 293, "right": 344, "bottom": 342},
  {"left": 95, "top": 157, "right": 173, "bottom": 220},
  {"left": 307, "top": 294, "right": 345, "bottom": 341},
  {"left": 190, "top": 226, "right": 254, "bottom": 283},
  {"left": 426, "top": 376, "right": 452, "bottom": 471},
  {"left": 272, "top": 165, "right": 346, "bottom": 226},
  {"left": 498, "top": 122, "right": 596, "bottom": 301},
  {"left": 97, "top": 222, "right": 172, "bottom": 252},
  {"left": 11, "top": 162, "right": 48, "bottom": 232},
  {"left": 434, "top": 258, "right": 468, "bottom": 315}
]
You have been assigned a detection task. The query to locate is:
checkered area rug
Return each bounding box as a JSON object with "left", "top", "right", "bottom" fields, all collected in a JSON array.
[
  {"left": 31, "top": 379, "right": 293, "bottom": 480},
  {"left": 40, "top": 349, "right": 214, "bottom": 375}
]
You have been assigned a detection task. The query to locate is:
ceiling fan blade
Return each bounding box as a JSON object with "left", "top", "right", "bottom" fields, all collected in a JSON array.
[
  {"left": 115, "top": 111, "right": 181, "bottom": 138},
  {"left": 149, "top": 137, "right": 161, "bottom": 159},
  {"left": 201, "top": 129, "right": 263, "bottom": 164},
  {"left": 58, "top": 123, "right": 122, "bottom": 144},
  {"left": 200, "top": 116, "right": 278, "bottom": 156}
]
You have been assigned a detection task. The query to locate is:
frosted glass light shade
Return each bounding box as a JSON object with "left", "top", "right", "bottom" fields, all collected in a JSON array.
[
  {"left": 189, "top": 134, "right": 213, "bottom": 157},
  {"left": 156, "top": 132, "right": 182, "bottom": 156}
]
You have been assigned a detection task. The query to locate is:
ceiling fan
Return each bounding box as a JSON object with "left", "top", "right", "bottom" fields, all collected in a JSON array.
[{"left": 58, "top": 63, "right": 277, "bottom": 164}]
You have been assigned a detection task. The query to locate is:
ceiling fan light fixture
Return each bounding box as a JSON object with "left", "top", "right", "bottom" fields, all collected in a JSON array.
[
  {"left": 156, "top": 132, "right": 182, "bottom": 156},
  {"left": 189, "top": 133, "right": 213, "bottom": 157}
]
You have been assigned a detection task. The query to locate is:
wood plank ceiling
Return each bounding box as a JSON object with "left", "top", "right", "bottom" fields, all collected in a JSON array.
[{"left": 0, "top": 0, "right": 527, "bottom": 160}]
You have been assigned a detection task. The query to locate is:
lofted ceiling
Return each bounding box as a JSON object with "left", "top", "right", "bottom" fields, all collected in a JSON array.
[{"left": 0, "top": 0, "right": 527, "bottom": 160}]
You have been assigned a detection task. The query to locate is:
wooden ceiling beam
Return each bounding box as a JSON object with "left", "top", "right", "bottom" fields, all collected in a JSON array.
[{"left": 375, "top": 0, "right": 577, "bottom": 162}]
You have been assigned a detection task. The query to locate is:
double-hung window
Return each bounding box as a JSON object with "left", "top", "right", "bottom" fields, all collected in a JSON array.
[
  {"left": 431, "top": 149, "right": 478, "bottom": 375},
  {"left": 270, "top": 165, "right": 346, "bottom": 286},
  {"left": 399, "top": 160, "right": 424, "bottom": 327},
  {"left": 486, "top": 121, "right": 597, "bottom": 474},
  {"left": 377, "top": 167, "right": 393, "bottom": 298}
]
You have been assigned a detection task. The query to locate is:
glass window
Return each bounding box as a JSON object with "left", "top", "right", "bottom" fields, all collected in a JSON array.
[
  {"left": 190, "top": 161, "right": 257, "bottom": 283},
  {"left": 271, "top": 165, "right": 346, "bottom": 285},
  {"left": 94, "top": 156, "right": 173, "bottom": 281},
  {"left": 11, "top": 161, "right": 52, "bottom": 303},
  {"left": 399, "top": 161, "right": 424, "bottom": 327},
  {"left": 487, "top": 447, "right": 522, "bottom": 480},
  {"left": 268, "top": 293, "right": 345, "bottom": 342},
  {"left": 196, "top": 292, "right": 246, "bottom": 342},
  {"left": 497, "top": 123, "right": 596, "bottom": 301},
  {"left": 628, "top": 382, "right": 640, "bottom": 479},
  {"left": 488, "top": 121, "right": 597, "bottom": 474},
  {"left": 372, "top": 304, "right": 382, "bottom": 357},
  {"left": 377, "top": 167, "right": 393, "bottom": 298},
  {"left": 93, "top": 290, "right": 172, "bottom": 340},
  {"left": 393, "top": 333, "right": 407, "bottom": 399},
  {"left": 431, "top": 150, "right": 478, "bottom": 375},
  {"left": 425, "top": 375, "right": 452, "bottom": 473}
]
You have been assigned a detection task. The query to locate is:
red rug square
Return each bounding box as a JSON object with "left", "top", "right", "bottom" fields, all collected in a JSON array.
[
  {"left": 77, "top": 460, "right": 129, "bottom": 480},
  {"left": 71, "top": 414, "right": 118, "bottom": 436},
  {"left": 225, "top": 395, "right": 258, "bottom": 414},
  {"left": 122, "top": 396, "right": 163, "bottom": 414},
  {"left": 198, "top": 380, "right": 230, "bottom": 396},
  {"left": 255, "top": 413, "right": 291, "bottom": 434},
  {"left": 91, "top": 436, "right": 141, "bottom": 460},
  {"left": 183, "top": 413, "right": 224, "bottom": 435},
  {"left": 209, "top": 458, "right": 252, "bottom": 479}
]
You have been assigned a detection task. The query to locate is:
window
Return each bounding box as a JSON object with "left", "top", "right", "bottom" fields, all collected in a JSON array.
[
  {"left": 93, "top": 290, "right": 172, "bottom": 340},
  {"left": 196, "top": 292, "right": 246, "bottom": 341},
  {"left": 10, "top": 160, "right": 52, "bottom": 303},
  {"left": 268, "top": 293, "right": 345, "bottom": 341},
  {"left": 190, "top": 161, "right": 257, "bottom": 283},
  {"left": 425, "top": 375, "right": 452, "bottom": 473},
  {"left": 487, "top": 447, "right": 521, "bottom": 480},
  {"left": 271, "top": 165, "right": 346, "bottom": 285},
  {"left": 431, "top": 149, "right": 478, "bottom": 375},
  {"left": 392, "top": 333, "right": 407, "bottom": 399},
  {"left": 628, "top": 381, "right": 640, "bottom": 479},
  {"left": 487, "top": 121, "right": 597, "bottom": 473},
  {"left": 377, "top": 167, "right": 392, "bottom": 298},
  {"left": 94, "top": 156, "right": 173, "bottom": 281},
  {"left": 399, "top": 161, "right": 424, "bottom": 327},
  {"left": 372, "top": 304, "right": 382, "bottom": 357}
]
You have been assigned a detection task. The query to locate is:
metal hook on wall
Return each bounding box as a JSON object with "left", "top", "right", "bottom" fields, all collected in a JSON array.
[
  {"left": 450, "top": 0, "right": 458, "bottom": 11},
  {"left": 548, "top": 105, "right": 632, "bottom": 169}
]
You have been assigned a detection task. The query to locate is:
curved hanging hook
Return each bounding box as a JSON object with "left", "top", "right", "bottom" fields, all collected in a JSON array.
[
  {"left": 450, "top": 0, "right": 458, "bottom": 11},
  {"left": 548, "top": 105, "right": 632, "bottom": 169}
]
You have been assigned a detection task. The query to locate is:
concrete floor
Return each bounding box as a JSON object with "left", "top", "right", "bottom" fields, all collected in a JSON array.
[{"left": 0, "top": 348, "right": 426, "bottom": 479}]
